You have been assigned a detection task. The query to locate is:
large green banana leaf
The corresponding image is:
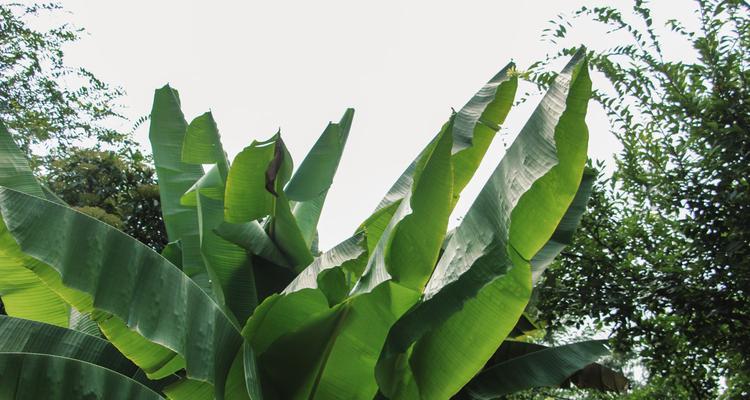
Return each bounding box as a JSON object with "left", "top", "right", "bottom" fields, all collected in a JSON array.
[
  {"left": 377, "top": 49, "right": 592, "bottom": 399},
  {"left": 530, "top": 167, "right": 595, "bottom": 283},
  {"left": 0, "top": 314, "right": 180, "bottom": 392},
  {"left": 238, "top": 62, "right": 521, "bottom": 399},
  {"left": 0, "top": 315, "right": 137, "bottom": 377},
  {"left": 286, "top": 109, "right": 354, "bottom": 249},
  {"left": 1, "top": 124, "right": 118, "bottom": 335},
  {"left": 242, "top": 123, "right": 455, "bottom": 400},
  {"left": 0, "top": 122, "right": 70, "bottom": 327},
  {"left": 370, "top": 62, "right": 517, "bottom": 218},
  {"left": 0, "top": 122, "right": 45, "bottom": 199},
  {"left": 0, "top": 352, "right": 163, "bottom": 399},
  {"left": 179, "top": 112, "right": 257, "bottom": 325},
  {"left": 357, "top": 64, "right": 517, "bottom": 263},
  {"left": 149, "top": 85, "right": 212, "bottom": 294},
  {"left": 224, "top": 134, "right": 313, "bottom": 270},
  {"left": 0, "top": 187, "right": 245, "bottom": 399},
  {"left": 458, "top": 340, "right": 622, "bottom": 399},
  {"left": 353, "top": 119, "right": 454, "bottom": 294},
  {"left": 214, "top": 221, "right": 291, "bottom": 268},
  {"left": 284, "top": 232, "right": 367, "bottom": 304},
  {"left": 163, "top": 340, "right": 261, "bottom": 400}
]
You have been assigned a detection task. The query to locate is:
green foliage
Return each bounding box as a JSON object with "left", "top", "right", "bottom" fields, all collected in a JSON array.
[
  {"left": 42, "top": 148, "right": 168, "bottom": 251},
  {"left": 0, "top": 51, "right": 611, "bottom": 399},
  {"left": 530, "top": 0, "right": 750, "bottom": 397},
  {"left": 0, "top": 2, "right": 127, "bottom": 157},
  {"left": 0, "top": 2, "right": 158, "bottom": 317}
]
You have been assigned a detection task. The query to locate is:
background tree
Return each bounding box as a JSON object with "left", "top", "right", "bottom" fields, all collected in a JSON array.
[
  {"left": 0, "top": 2, "right": 168, "bottom": 314},
  {"left": 42, "top": 148, "right": 168, "bottom": 251},
  {"left": 0, "top": 1, "right": 166, "bottom": 249},
  {"left": 0, "top": 2, "right": 129, "bottom": 157},
  {"left": 529, "top": 0, "right": 749, "bottom": 397}
]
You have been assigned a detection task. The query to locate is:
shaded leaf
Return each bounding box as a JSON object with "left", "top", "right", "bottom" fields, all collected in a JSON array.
[
  {"left": 0, "top": 352, "right": 162, "bottom": 400},
  {"left": 0, "top": 187, "right": 242, "bottom": 398},
  {"left": 459, "top": 340, "right": 620, "bottom": 399}
]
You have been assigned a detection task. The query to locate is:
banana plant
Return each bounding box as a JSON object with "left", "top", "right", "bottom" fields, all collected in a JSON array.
[{"left": 0, "top": 48, "right": 625, "bottom": 399}]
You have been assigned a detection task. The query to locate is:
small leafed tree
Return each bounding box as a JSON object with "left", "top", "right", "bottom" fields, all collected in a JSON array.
[
  {"left": 0, "top": 51, "right": 624, "bottom": 399},
  {"left": 0, "top": 2, "right": 127, "bottom": 158},
  {"left": 530, "top": 0, "right": 750, "bottom": 397},
  {"left": 42, "top": 148, "right": 168, "bottom": 251}
]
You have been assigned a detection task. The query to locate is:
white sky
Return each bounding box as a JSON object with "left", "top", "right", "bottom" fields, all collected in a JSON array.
[{"left": 32, "top": 0, "right": 696, "bottom": 250}]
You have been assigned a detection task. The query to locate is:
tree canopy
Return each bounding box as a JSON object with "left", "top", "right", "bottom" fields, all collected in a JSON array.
[
  {"left": 531, "top": 0, "right": 750, "bottom": 397},
  {"left": 0, "top": 2, "right": 127, "bottom": 157}
]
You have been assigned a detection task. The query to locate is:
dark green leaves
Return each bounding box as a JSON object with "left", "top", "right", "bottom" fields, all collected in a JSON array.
[
  {"left": 0, "top": 315, "right": 137, "bottom": 377},
  {"left": 0, "top": 187, "right": 242, "bottom": 397},
  {"left": 459, "top": 340, "right": 623, "bottom": 399},
  {"left": 0, "top": 353, "right": 163, "bottom": 400}
]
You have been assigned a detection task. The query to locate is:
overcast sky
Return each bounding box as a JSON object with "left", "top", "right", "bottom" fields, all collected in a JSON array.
[{"left": 33, "top": 0, "right": 696, "bottom": 249}]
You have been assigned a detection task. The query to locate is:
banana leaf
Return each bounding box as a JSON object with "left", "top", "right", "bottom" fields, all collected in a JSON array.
[
  {"left": 287, "top": 109, "right": 354, "bottom": 249},
  {"left": 224, "top": 134, "right": 312, "bottom": 270},
  {"left": 0, "top": 352, "right": 162, "bottom": 399},
  {"left": 0, "top": 187, "right": 244, "bottom": 398},
  {"left": 0, "top": 315, "right": 137, "bottom": 377},
  {"left": 180, "top": 112, "right": 257, "bottom": 325},
  {"left": 457, "top": 340, "right": 626, "bottom": 399},
  {"left": 0, "top": 122, "right": 70, "bottom": 327},
  {"left": 377, "top": 49, "right": 592, "bottom": 399},
  {"left": 149, "top": 85, "right": 212, "bottom": 295}
]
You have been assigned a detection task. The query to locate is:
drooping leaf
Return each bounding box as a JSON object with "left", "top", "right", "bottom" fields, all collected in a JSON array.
[
  {"left": 0, "top": 315, "right": 137, "bottom": 377},
  {"left": 0, "top": 316, "right": 176, "bottom": 395},
  {"left": 0, "top": 123, "right": 70, "bottom": 327},
  {"left": 563, "top": 362, "right": 629, "bottom": 392},
  {"left": 377, "top": 49, "right": 591, "bottom": 399},
  {"left": 0, "top": 353, "right": 163, "bottom": 400},
  {"left": 0, "top": 187, "right": 243, "bottom": 398},
  {"left": 458, "top": 340, "right": 620, "bottom": 399}
]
